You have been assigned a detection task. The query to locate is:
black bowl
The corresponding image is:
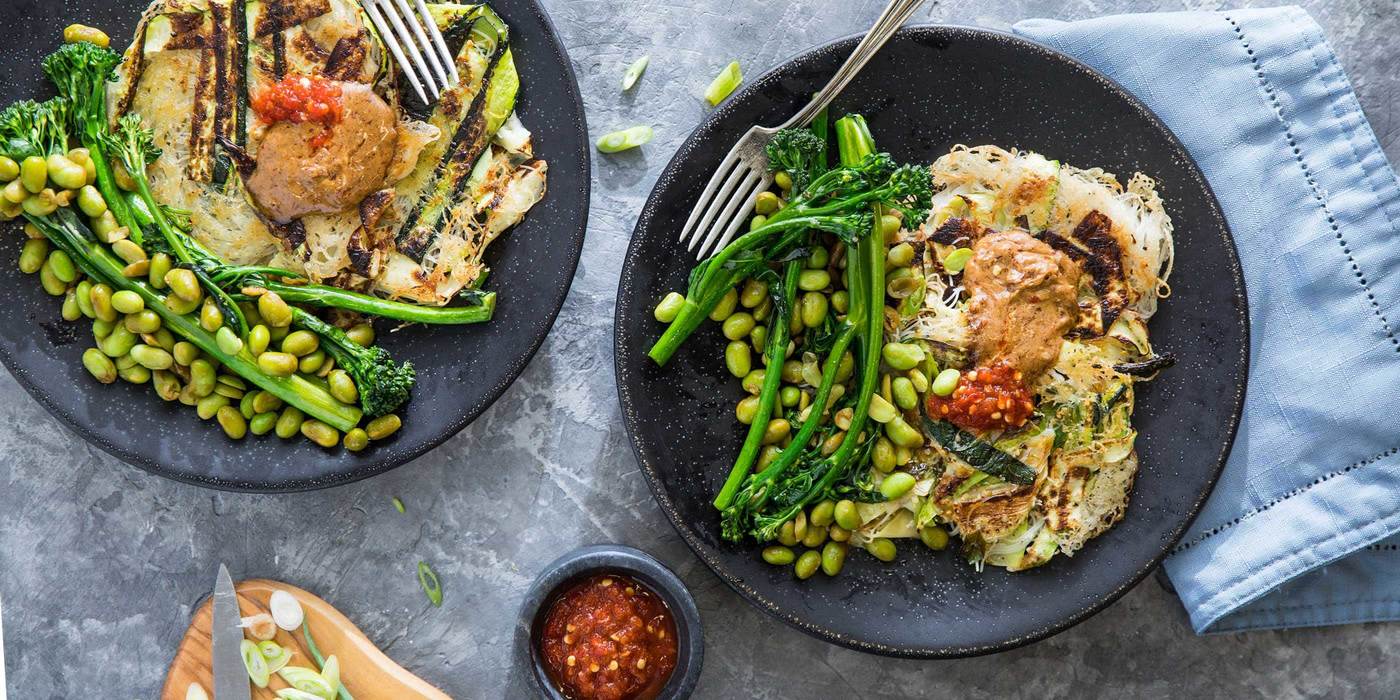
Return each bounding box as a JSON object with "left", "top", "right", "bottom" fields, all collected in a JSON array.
[
  {"left": 0, "top": 0, "right": 589, "bottom": 491},
  {"left": 517, "top": 545, "right": 704, "bottom": 700},
  {"left": 614, "top": 26, "right": 1248, "bottom": 656}
]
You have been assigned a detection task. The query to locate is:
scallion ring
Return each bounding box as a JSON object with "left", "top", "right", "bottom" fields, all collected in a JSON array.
[
  {"left": 241, "top": 639, "right": 270, "bottom": 688},
  {"left": 418, "top": 560, "right": 443, "bottom": 607},
  {"left": 596, "top": 126, "right": 654, "bottom": 153},
  {"left": 622, "top": 55, "right": 649, "bottom": 90}
]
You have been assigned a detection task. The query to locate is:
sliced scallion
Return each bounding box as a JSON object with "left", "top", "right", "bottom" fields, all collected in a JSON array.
[
  {"left": 418, "top": 560, "right": 443, "bottom": 607},
  {"left": 241, "top": 639, "right": 270, "bottom": 688},
  {"left": 258, "top": 640, "right": 294, "bottom": 674},
  {"left": 269, "top": 589, "right": 304, "bottom": 631},
  {"left": 275, "top": 689, "right": 326, "bottom": 700},
  {"left": 278, "top": 666, "right": 335, "bottom": 698},
  {"left": 392, "top": 496, "right": 405, "bottom": 514},
  {"left": 622, "top": 55, "right": 650, "bottom": 90},
  {"left": 704, "top": 61, "right": 743, "bottom": 106},
  {"left": 321, "top": 655, "right": 342, "bottom": 696},
  {"left": 596, "top": 126, "right": 653, "bottom": 153}
]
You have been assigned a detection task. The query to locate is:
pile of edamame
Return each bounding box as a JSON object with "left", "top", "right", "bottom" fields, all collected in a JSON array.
[
  {"left": 4, "top": 147, "right": 402, "bottom": 451},
  {"left": 656, "top": 174, "right": 957, "bottom": 579}
]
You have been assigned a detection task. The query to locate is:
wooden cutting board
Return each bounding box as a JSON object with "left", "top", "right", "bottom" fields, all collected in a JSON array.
[{"left": 161, "top": 579, "right": 451, "bottom": 700}]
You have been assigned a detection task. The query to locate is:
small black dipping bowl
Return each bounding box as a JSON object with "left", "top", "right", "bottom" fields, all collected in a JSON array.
[{"left": 517, "top": 545, "right": 703, "bottom": 699}]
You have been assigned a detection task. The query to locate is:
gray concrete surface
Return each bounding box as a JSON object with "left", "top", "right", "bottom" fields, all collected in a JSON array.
[{"left": 3, "top": 0, "right": 1399, "bottom": 697}]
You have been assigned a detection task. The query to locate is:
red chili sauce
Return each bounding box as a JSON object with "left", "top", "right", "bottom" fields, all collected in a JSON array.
[
  {"left": 251, "top": 73, "right": 344, "bottom": 148},
  {"left": 927, "top": 361, "right": 1035, "bottom": 432},
  {"left": 538, "top": 574, "right": 678, "bottom": 700}
]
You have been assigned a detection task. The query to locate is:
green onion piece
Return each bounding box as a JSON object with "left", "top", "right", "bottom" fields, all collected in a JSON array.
[
  {"left": 275, "top": 690, "right": 326, "bottom": 700},
  {"left": 258, "top": 640, "right": 294, "bottom": 674},
  {"left": 278, "top": 666, "right": 335, "bottom": 698},
  {"left": 704, "top": 60, "right": 743, "bottom": 106},
  {"left": 241, "top": 639, "right": 270, "bottom": 688},
  {"left": 321, "top": 655, "right": 341, "bottom": 697},
  {"left": 418, "top": 560, "right": 443, "bottom": 607},
  {"left": 301, "top": 622, "right": 354, "bottom": 700},
  {"left": 392, "top": 496, "right": 405, "bottom": 513},
  {"left": 943, "top": 247, "right": 973, "bottom": 273},
  {"left": 596, "top": 126, "right": 654, "bottom": 153},
  {"left": 622, "top": 55, "right": 649, "bottom": 90}
]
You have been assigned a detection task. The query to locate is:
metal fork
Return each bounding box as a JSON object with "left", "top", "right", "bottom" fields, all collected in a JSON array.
[
  {"left": 361, "top": 0, "right": 462, "bottom": 105},
  {"left": 681, "top": 0, "right": 925, "bottom": 260}
]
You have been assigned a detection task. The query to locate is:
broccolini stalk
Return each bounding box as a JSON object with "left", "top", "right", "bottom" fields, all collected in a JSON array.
[{"left": 713, "top": 260, "right": 800, "bottom": 510}]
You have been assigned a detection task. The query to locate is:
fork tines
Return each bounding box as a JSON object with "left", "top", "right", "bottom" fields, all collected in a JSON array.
[{"left": 362, "top": 0, "right": 462, "bottom": 105}]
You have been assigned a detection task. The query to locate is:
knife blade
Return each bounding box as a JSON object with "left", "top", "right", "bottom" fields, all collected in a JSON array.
[{"left": 210, "top": 564, "right": 251, "bottom": 700}]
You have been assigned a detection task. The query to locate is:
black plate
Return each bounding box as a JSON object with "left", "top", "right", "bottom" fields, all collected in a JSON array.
[
  {"left": 614, "top": 26, "right": 1248, "bottom": 657},
  {"left": 0, "top": 0, "right": 588, "bottom": 491}
]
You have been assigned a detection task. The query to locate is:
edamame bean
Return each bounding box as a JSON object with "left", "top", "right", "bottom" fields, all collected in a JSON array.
[
  {"left": 194, "top": 394, "right": 229, "bottom": 420},
  {"left": 72, "top": 280, "right": 94, "bottom": 318},
  {"left": 88, "top": 283, "right": 117, "bottom": 322},
  {"left": 164, "top": 269, "right": 202, "bottom": 303},
  {"left": 777, "top": 520, "right": 798, "bottom": 547},
  {"left": 99, "top": 326, "right": 137, "bottom": 357},
  {"left": 301, "top": 419, "right": 339, "bottom": 448},
  {"left": 942, "top": 247, "right": 973, "bottom": 274},
  {"left": 172, "top": 341, "right": 199, "bottom": 366},
  {"left": 739, "top": 278, "right": 767, "bottom": 308},
  {"left": 365, "top": 414, "right": 401, "bottom": 440},
  {"left": 1, "top": 180, "right": 25, "bottom": 205},
  {"left": 249, "top": 390, "right": 282, "bottom": 415},
  {"left": 130, "top": 344, "right": 173, "bottom": 370},
  {"left": 741, "top": 368, "right": 766, "bottom": 395},
  {"left": 747, "top": 215, "right": 766, "bottom": 231},
  {"left": 865, "top": 538, "right": 897, "bottom": 562},
  {"left": 721, "top": 312, "right": 755, "bottom": 340},
  {"left": 779, "top": 359, "right": 803, "bottom": 383},
  {"left": 0, "top": 156, "right": 17, "bottom": 181},
  {"left": 835, "top": 351, "right": 855, "bottom": 382},
  {"left": 653, "top": 291, "right": 685, "bottom": 323},
  {"left": 797, "top": 269, "right": 830, "bottom": 291},
  {"left": 211, "top": 327, "right": 241, "bottom": 356},
  {"left": 749, "top": 324, "right": 767, "bottom": 353},
  {"left": 216, "top": 406, "right": 248, "bottom": 439},
  {"left": 920, "top": 526, "right": 950, "bottom": 551},
  {"left": 163, "top": 293, "right": 199, "bottom": 315},
  {"left": 829, "top": 525, "right": 851, "bottom": 542},
  {"left": 907, "top": 368, "right": 929, "bottom": 393},
  {"left": 343, "top": 428, "right": 369, "bottom": 452},
  {"left": 110, "top": 290, "right": 144, "bottom": 314},
  {"left": 76, "top": 185, "right": 106, "bottom": 217},
  {"left": 801, "top": 524, "right": 828, "bottom": 548},
  {"left": 63, "top": 23, "right": 110, "bottom": 47},
  {"left": 833, "top": 500, "right": 861, "bottom": 530},
  {"left": 19, "top": 156, "right": 46, "bottom": 193},
  {"left": 144, "top": 253, "right": 170, "bottom": 291},
  {"left": 761, "top": 418, "right": 790, "bottom": 445},
  {"left": 820, "top": 431, "right": 844, "bottom": 456},
  {"left": 275, "top": 406, "right": 305, "bottom": 439},
  {"left": 255, "top": 291, "right": 291, "bottom": 328},
  {"left": 61, "top": 289, "right": 81, "bottom": 321},
  {"left": 344, "top": 322, "right": 374, "bottom": 347},
  {"left": 249, "top": 412, "right": 278, "bottom": 436},
  {"left": 18, "top": 239, "right": 47, "bottom": 274},
  {"left": 810, "top": 500, "right": 836, "bottom": 527},
  {"left": 328, "top": 369, "right": 359, "bottom": 405},
  {"left": 118, "top": 364, "right": 150, "bottom": 384},
  {"left": 892, "top": 376, "right": 918, "bottom": 410},
  {"left": 806, "top": 246, "right": 829, "bottom": 270},
  {"left": 773, "top": 171, "right": 793, "bottom": 191},
  {"left": 821, "top": 542, "right": 848, "bottom": 576},
  {"left": 831, "top": 289, "right": 849, "bottom": 314},
  {"left": 91, "top": 215, "right": 122, "bottom": 244},
  {"left": 757, "top": 445, "right": 780, "bottom": 470},
  {"left": 708, "top": 288, "right": 738, "bottom": 322},
  {"left": 880, "top": 472, "right": 916, "bottom": 500},
  {"left": 884, "top": 416, "right": 923, "bottom": 448},
  {"left": 247, "top": 325, "right": 270, "bottom": 356},
  {"left": 189, "top": 359, "right": 217, "bottom": 397},
  {"left": 112, "top": 239, "right": 147, "bottom": 265},
  {"left": 278, "top": 330, "right": 317, "bottom": 357},
  {"left": 931, "top": 368, "right": 961, "bottom": 397},
  {"left": 46, "top": 154, "right": 86, "bottom": 190},
  {"left": 886, "top": 242, "right": 915, "bottom": 268},
  {"left": 761, "top": 546, "right": 795, "bottom": 566},
  {"left": 791, "top": 511, "right": 808, "bottom": 541},
  {"left": 39, "top": 261, "right": 66, "bottom": 296},
  {"left": 82, "top": 348, "right": 116, "bottom": 383},
  {"left": 780, "top": 385, "right": 800, "bottom": 407},
  {"left": 882, "top": 342, "right": 925, "bottom": 371},
  {"left": 735, "top": 395, "right": 759, "bottom": 425},
  {"left": 724, "top": 340, "right": 751, "bottom": 378},
  {"left": 794, "top": 550, "right": 821, "bottom": 580},
  {"left": 121, "top": 260, "right": 150, "bottom": 278},
  {"left": 257, "top": 351, "right": 296, "bottom": 377},
  {"left": 91, "top": 318, "right": 115, "bottom": 342},
  {"left": 872, "top": 437, "right": 896, "bottom": 473},
  {"left": 754, "top": 191, "right": 781, "bottom": 215},
  {"left": 114, "top": 354, "right": 138, "bottom": 371},
  {"left": 152, "top": 370, "right": 181, "bottom": 401},
  {"left": 752, "top": 296, "right": 772, "bottom": 322},
  {"left": 199, "top": 299, "right": 224, "bottom": 332},
  {"left": 799, "top": 292, "right": 827, "bottom": 328},
  {"left": 867, "top": 393, "right": 897, "bottom": 423}
]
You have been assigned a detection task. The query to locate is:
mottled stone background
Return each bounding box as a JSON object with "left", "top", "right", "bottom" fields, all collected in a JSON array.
[{"left": 2, "top": 0, "right": 1398, "bottom": 698}]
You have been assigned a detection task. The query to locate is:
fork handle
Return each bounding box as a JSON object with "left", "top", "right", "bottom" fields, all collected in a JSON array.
[{"left": 781, "top": 0, "right": 926, "bottom": 129}]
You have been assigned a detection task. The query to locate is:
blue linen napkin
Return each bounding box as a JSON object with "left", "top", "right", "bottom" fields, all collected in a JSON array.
[{"left": 1015, "top": 7, "right": 1400, "bottom": 634}]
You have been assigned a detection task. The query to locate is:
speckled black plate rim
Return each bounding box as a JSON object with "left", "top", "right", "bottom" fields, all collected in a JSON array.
[
  {"left": 0, "top": 0, "right": 590, "bottom": 494},
  {"left": 612, "top": 24, "right": 1249, "bottom": 658}
]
